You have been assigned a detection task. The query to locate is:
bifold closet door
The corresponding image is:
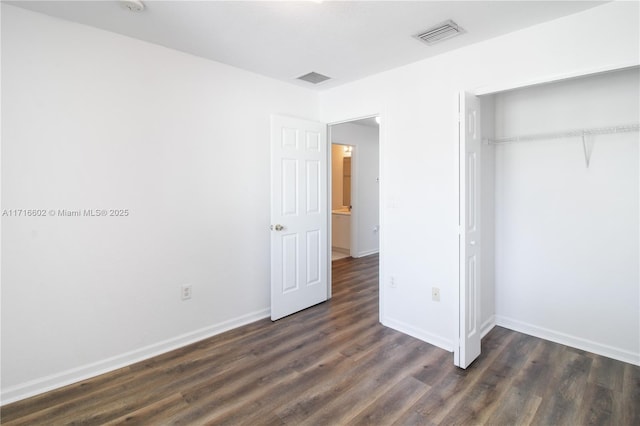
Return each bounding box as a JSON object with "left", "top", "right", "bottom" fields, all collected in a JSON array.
[{"left": 457, "top": 92, "right": 482, "bottom": 369}]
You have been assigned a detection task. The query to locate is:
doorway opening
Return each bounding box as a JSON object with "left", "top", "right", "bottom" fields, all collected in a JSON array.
[{"left": 329, "top": 117, "right": 380, "bottom": 264}]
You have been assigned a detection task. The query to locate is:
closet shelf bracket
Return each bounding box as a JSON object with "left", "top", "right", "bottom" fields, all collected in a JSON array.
[{"left": 582, "top": 133, "right": 595, "bottom": 168}]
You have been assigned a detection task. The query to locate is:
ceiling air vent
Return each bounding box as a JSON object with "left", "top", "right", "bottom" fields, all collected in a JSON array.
[
  {"left": 297, "top": 72, "right": 331, "bottom": 85},
  {"left": 414, "top": 20, "right": 465, "bottom": 46}
]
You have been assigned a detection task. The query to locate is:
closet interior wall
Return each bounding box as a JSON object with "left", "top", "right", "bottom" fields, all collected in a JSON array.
[{"left": 480, "top": 67, "right": 640, "bottom": 364}]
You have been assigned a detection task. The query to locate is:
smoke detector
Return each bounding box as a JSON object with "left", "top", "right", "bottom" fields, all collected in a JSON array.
[
  {"left": 120, "top": 0, "right": 145, "bottom": 12},
  {"left": 414, "top": 20, "right": 465, "bottom": 46}
]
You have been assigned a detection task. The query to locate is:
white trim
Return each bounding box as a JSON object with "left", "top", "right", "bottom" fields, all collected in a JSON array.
[
  {"left": 327, "top": 125, "right": 333, "bottom": 300},
  {"left": 474, "top": 61, "right": 639, "bottom": 96},
  {"left": 496, "top": 315, "right": 640, "bottom": 366},
  {"left": 453, "top": 90, "right": 463, "bottom": 366},
  {"left": 1, "top": 308, "right": 270, "bottom": 405},
  {"left": 352, "top": 249, "right": 379, "bottom": 258},
  {"left": 350, "top": 143, "right": 359, "bottom": 257},
  {"left": 480, "top": 315, "right": 496, "bottom": 338},
  {"left": 328, "top": 114, "right": 380, "bottom": 127},
  {"left": 382, "top": 317, "right": 453, "bottom": 352},
  {"left": 377, "top": 111, "right": 386, "bottom": 325}
]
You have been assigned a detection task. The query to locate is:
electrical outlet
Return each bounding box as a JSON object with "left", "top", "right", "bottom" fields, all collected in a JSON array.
[
  {"left": 181, "top": 284, "right": 192, "bottom": 301},
  {"left": 432, "top": 287, "right": 440, "bottom": 302},
  {"left": 389, "top": 276, "right": 397, "bottom": 288}
]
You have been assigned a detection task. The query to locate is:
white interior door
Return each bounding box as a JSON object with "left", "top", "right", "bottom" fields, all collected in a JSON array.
[
  {"left": 270, "top": 115, "right": 328, "bottom": 321},
  {"left": 455, "top": 92, "right": 482, "bottom": 368}
]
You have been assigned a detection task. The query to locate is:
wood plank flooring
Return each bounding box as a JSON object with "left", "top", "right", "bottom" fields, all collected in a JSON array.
[{"left": 2, "top": 254, "right": 638, "bottom": 425}]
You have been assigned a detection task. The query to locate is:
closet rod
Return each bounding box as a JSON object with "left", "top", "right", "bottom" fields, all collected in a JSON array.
[{"left": 485, "top": 123, "right": 640, "bottom": 145}]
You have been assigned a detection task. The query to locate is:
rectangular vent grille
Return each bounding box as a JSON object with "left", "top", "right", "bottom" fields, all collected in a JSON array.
[
  {"left": 415, "top": 20, "right": 465, "bottom": 46},
  {"left": 297, "top": 72, "right": 331, "bottom": 85}
]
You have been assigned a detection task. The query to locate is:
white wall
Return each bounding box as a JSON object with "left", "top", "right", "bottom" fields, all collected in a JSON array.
[
  {"left": 331, "top": 122, "right": 380, "bottom": 257},
  {"left": 490, "top": 68, "right": 639, "bottom": 364},
  {"left": 319, "top": 1, "right": 640, "bottom": 355},
  {"left": 1, "top": 4, "right": 318, "bottom": 402}
]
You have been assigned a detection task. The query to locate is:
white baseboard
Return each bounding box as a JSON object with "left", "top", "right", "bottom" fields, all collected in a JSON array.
[
  {"left": 382, "top": 316, "right": 453, "bottom": 352},
  {"left": 352, "top": 249, "right": 379, "bottom": 258},
  {"left": 481, "top": 315, "right": 496, "bottom": 338},
  {"left": 1, "top": 308, "right": 270, "bottom": 405},
  {"left": 495, "top": 315, "right": 640, "bottom": 366}
]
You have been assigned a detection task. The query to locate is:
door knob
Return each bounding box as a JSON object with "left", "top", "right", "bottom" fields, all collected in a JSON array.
[
  {"left": 469, "top": 240, "right": 476, "bottom": 246},
  {"left": 270, "top": 224, "right": 284, "bottom": 231}
]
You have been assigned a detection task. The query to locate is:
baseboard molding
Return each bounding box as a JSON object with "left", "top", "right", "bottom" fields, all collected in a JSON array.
[
  {"left": 352, "top": 249, "right": 379, "bottom": 258},
  {"left": 481, "top": 315, "right": 496, "bottom": 338},
  {"left": 495, "top": 315, "right": 640, "bottom": 366},
  {"left": 382, "top": 316, "right": 453, "bottom": 352},
  {"left": 1, "top": 308, "right": 270, "bottom": 405}
]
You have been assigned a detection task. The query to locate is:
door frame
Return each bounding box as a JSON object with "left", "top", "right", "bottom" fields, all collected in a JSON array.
[{"left": 326, "top": 114, "right": 383, "bottom": 321}]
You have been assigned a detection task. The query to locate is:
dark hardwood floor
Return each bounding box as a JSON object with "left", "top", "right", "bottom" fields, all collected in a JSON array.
[{"left": 2, "top": 254, "right": 638, "bottom": 425}]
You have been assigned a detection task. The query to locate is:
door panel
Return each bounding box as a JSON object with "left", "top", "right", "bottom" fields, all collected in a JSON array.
[
  {"left": 306, "top": 160, "right": 321, "bottom": 214},
  {"left": 282, "top": 159, "right": 298, "bottom": 215},
  {"left": 306, "top": 230, "right": 321, "bottom": 285},
  {"left": 456, "top": 92, "right": 482, "bottom": 368},
  {"left": 281, "top": 233, "right": 299, "bottom": 293},
  {"left": 271, "top": 115, "right": 328, "bottom": 320}
]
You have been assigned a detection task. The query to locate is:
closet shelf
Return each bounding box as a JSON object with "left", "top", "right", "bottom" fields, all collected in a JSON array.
[{"left": 484, "top": 123, "right": 640, "bottom": 145}]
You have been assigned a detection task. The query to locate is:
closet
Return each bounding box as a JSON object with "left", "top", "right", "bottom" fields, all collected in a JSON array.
[{"left": 479, "top": 67, "right": 639, "bottom": 363}]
